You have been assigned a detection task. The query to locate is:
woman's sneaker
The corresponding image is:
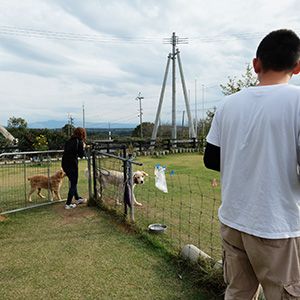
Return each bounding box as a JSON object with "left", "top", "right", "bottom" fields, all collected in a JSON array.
[
  {"left": 65, "top": 204, "right": 77, "bottom": 210},
  {"left": 76, "top": 198, "right": 86, "bottom": 205}
]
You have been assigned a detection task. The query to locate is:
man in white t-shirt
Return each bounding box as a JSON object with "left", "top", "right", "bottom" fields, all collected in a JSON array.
[{"left": 204, "top": 29, "right": 300, "bottom": 299}]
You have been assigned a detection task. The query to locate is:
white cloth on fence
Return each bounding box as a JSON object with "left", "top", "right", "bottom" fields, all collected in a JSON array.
[{"left": 154, "top": 165, "right": 168, "bottom": 193}]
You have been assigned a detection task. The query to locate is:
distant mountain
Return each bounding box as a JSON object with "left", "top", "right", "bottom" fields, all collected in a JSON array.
[
  {"left": 28, "top": 120, "right": 137, "bottom": 129},
  {"left": 28, "top": 120, "right": 66, "bottom": 129},
  {"left": 85, "top": 122, "right": 136, "bottom": 129}
]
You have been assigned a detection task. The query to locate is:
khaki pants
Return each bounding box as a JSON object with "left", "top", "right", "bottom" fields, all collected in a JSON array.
[{"left": 220, "top": 223, "right": 300, "bottom": 300}]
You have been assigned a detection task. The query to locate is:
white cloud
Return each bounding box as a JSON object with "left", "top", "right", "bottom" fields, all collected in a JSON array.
[{"left": 0, "top": 0, "right": 299, "bottom": 127}]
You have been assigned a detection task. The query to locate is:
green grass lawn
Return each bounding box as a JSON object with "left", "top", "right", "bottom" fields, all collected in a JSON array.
[{"left": 0, "top": 204, "right": 213, "bottom": 300}]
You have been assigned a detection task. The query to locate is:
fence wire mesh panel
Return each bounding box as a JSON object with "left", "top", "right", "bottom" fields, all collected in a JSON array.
[
  {"left": 93, "top": 150, "right": 222, "bottom": 261},
  {"left": 93, "top": 152, "right": 127, "bottom": 214},
  {"left": 0, "top": 151, "right": 89, "bottom": 214},
  {"left": 132, "top": 166, "right": 222, "bottom": 260}
]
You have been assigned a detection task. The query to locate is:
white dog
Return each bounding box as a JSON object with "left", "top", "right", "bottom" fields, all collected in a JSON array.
[{"left": 97, "top": 169, "right": 148, "bottom": 206}]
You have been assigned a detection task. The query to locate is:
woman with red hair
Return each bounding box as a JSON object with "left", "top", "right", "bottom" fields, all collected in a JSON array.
[{"left": 62, "top": 127, "right": 86, "bottom": 209}]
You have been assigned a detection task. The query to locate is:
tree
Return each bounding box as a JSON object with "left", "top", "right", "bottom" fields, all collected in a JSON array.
[
  {"left": 5, "top": 117, "right": 30, "bottom": 150},
  {"left": 220, "top": 64, "right": 258, "bottom": 95},
  {"left": 32, "top": 134, "right": 48, "bottom": 151},
  {"left": 0, "top": 135, "right": 9, "bottom": 149},
  {"left": 197, "top": 107, "right": 216, "bottom": 150},
  {"left": 46, "top": 130, "right": 67, "bottom": 150},
  {"left": 62, "top": 123, "right": 75, "bottom": 138},
  {"left": 132, "top": 122, "right": 154, "bottom": 139},
  {"left": 201, "top": 64, "right": 258, "bottom": 151},
  {"left": 7, "top": 116, "right": 27, "bottom": 129},
  {"left": 15, "top": 130, "right": 34, "bottom": 151}
]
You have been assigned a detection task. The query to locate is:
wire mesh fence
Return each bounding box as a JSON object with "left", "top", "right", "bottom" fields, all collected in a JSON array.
[
  {"left": 92, "top": 150, "right": 143, "bottom": 221},
  {"left": 137, "top": 170, "right": 221, "bottom": 260},
  {"left": 1, "top": 149, "right": 221, "bottom": 261},
  {"left": 92, "top": 150, "right": 222, "bottom": 261},
  {"left": 0, "top": 151, "right": 88, "bottom": 213},
  {"left": 94, "top": 152, "right": 126, "bottom": 211}
]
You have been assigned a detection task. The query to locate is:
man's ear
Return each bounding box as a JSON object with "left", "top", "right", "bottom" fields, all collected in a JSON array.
[
  {"left": 253, "top": 58, "right": 261, "bottom": 74},
  {"left": 292, "top": 61, "right": 300, "bottom": 75}
]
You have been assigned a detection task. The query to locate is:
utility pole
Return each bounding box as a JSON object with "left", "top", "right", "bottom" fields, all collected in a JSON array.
[
  {"left": 82, "top": 104, "right": 85, "bottom": 129},
  {"left": 202, "top": 84, "right": 205, "bottom": 151},
  {"left": 171, "top": 32, "right": 177, "bottom": 141},
  {"left": 194, "top": 79, "right": 198, "bottom": 137},
  {"left": 136, "top": 92, "right": 144, "bottom": 139},
  {"left": 177, "top": 49, "right": 196, "bottom": 139},
  {"left": 151, "top": 54, "right": 171, "bottom": 143},
  {"left": 151, "top": 32, "right": 194, "bottom": 146},
  {"left": 108, "top": 122, "right": 111, "bottom": 140},
  {"left": 67, "top": 113, "right": 74, "bottom": 138}
]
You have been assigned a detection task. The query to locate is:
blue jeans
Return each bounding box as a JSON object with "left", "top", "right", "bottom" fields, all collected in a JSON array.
[{"left": 65, "top": 169, "right": 79, "bottom": 205}]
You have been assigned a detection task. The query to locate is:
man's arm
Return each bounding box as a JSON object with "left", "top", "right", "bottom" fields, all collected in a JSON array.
[{"left": 203, "top": 142, "right": 220, "bottom": 172}]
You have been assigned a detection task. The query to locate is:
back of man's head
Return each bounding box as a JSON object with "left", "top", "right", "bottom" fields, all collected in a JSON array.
[{"left": 256, "top": 29, "right": 300, "bottom": 72}]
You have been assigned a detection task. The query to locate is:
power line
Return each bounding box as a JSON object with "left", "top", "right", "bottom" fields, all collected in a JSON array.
[
  {"left": 1, "top": 25, "right": 298, "bottom": 45},
  {"left": 103, "top": 113, "right": 138, "bottom": 124},
  {"left": 190, "top": 29, "right": 300, "bottom": 43},
  {"left": 0, "top": 25, "right": 164, "bottom": 44}
]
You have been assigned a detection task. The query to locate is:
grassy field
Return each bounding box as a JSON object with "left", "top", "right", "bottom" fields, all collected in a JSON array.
[{"left": 0, "top": 204, "right": 214, "bottom": 300}]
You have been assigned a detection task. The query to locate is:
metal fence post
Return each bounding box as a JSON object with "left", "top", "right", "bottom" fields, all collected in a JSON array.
[
  {"left": 192, "top": 137, "right": 196, "bottom": 149},
  {"left": 47, "top": 153, "right": 51, "bottom": 201},
  {"left": 127, "top": 154, "right": 134, "bottom": 223},
  {"left": 123, "top": 158, "right": 128, "bottom": 217},
  {"left": 87, "top": 146, "right": 96, "bottom": 206},
  {"left": 122, "top": 146, "right": 126, "bottom": 159},
  {"left": 92, "top": 150, "right": 98, "bottom": 202},
  {"left": 23, "top": 154, "right": 27, "bottom": 205}
]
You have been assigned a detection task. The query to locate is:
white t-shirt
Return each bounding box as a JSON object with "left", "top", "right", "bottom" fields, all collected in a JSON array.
[{"left": 207, "top": 83, "right": 300, "bottom": 238}]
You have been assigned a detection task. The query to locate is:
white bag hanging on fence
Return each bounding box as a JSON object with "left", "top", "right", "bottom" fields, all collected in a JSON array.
[{"left": 154, "top": 165, "right": 168, "bottom": 193}]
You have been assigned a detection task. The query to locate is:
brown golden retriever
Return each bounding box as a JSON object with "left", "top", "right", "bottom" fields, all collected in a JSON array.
[{"left": 28, "top": 169, "right": 65, "bottom": 202}]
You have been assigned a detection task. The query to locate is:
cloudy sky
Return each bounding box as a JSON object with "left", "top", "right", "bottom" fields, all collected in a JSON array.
[{"left": 0, "top": 0, "right": 299, "bottom": 128}]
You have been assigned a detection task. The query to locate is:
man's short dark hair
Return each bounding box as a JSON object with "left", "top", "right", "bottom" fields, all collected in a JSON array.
[{"left": 256, "top": 29, "right": 300, "bottom": 72}]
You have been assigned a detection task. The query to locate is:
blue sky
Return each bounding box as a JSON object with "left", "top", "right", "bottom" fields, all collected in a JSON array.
[{"left": 0, "top": 0, "right": 299, "bottom": 127}]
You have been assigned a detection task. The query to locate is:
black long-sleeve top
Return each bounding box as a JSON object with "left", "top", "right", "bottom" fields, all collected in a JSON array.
[{"left": 61, "top": 137, "right": 85, "bottom": 172}]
